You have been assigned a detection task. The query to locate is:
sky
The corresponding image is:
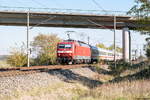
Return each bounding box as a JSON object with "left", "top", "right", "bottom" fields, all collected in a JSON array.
[{"left": 0, "top": 0, "right": 148, "bottom": 56}]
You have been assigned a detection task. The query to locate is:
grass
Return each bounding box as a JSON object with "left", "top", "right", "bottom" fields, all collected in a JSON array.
[
  {"left": 1, "top": 62, "right": 150, "bottom": 100},
  {"left": 88, "top": 80, "right": 150, "bottom": 100},
  {"left": 80, "top": 63, "right": 150, "bottom": 100},
  {"left": 0, "top": 60, "right": 13, "bottom": 68},
  {"left": 0, "top": 82, "right": 89, "bottom": 100},
  {"left": 1, "top": 78, "right": 150, "bottom": 100}
]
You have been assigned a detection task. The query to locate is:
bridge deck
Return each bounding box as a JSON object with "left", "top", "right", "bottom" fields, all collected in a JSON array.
[{"left": 0, "top": 11, "right": 137, "bottom": 29}]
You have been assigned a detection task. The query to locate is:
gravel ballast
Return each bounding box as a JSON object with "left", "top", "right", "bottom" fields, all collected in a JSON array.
[{"left": 0, "top": 67, "right": 99, "bottom": 99}]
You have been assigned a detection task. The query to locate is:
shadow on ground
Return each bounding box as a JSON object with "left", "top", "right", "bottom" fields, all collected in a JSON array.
[
  {"left": 127, "top": 61, "right": 149, "bottom": 70},
  {"left": 88, "top": 62, "right": 150, "bottom": 84},
  {"left": 47, "top": 69, "right": 102, "bottom": 88},
  {"left": 46, "top": 62, "right": 150, "bottom": 88},
  {"left": 109, "top": 66, "right": 150, "bottom": 83},
  {"left": 87, "top": 66, "right": 114, "bottom": 75}
]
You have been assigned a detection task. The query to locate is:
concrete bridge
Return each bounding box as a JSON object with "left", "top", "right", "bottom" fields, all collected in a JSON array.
[
  {"left": 0, "top": 11, "right": 137, "bottom": 29},
  {"left": 0, "top": 10, "right": 141, "bottom": 62}
]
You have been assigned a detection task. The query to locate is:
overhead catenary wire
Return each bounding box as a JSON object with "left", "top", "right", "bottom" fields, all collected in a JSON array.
[
  {"left": 87, "top": 18, "right": 113, "bottom": 32},
  {"left": 30, "top": 0, "right": 48, "bottom": 8},
  {"left": 0, "top": 5, "right": 127, "bottom": 17},
  {"left": 30, "top": 16, "right": 56, "bottom": 29},
  {"left": 87, "top": 18, "right": 122, "bottom": 44},
  {"left": 48, "top": 0, "right": 64, "bottom": 8},
  {"left": 0, "top": 0, "right": 10, "bottom": 6},
  {"left": 130, "top": 31, "right": 145, "bottom": 51},
  {"left": 91, "top": 0, "right": 107, "bottom": 13},
  {"left": 30, "top": 0, "right": 63, "bottom": 9},
  {"left": 0, "top": 0, "right": 46, "bottom": 8},
  {"left": 15, "top": 0, "right": 26, "bottom": 6}
]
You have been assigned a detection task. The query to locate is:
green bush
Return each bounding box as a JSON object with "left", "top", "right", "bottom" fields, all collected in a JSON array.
[{"left": 109, "top": 61, "right": 131, "bottom": 76}]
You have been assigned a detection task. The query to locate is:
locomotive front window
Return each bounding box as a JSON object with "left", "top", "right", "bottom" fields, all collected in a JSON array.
[
  {"left": 58, "top": 44, "right": 65, "bottom": 48},
  {"left": 65, "top": 44, "right": 72, "bottom": 48},
  {"left": 58, "top": 44, "right": 72, "bottom": 49}
]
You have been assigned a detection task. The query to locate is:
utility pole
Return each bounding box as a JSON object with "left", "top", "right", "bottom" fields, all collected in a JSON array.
[
  {"left": 27, "top": 10, "right": 30, "bottom": 67},
  {"left": 114, "top": 16, "right": 116, "bottom": 68},
  {"left": 88, "top": 36, "right": 90, "bottom": 45},
  {"left": 135, "top": 49, "right": 138, "bottom": 60},
  {"left": 140, "top": 49, "right": 142, "bottom": 57}
]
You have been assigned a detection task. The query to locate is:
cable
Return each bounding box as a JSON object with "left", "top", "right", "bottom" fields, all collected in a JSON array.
[
  {"left": 91, "top": 0, "right": 107, "bottom": 13},
  {"left": 0, "top": 5, "right": 126, "bottom": 16},
  {"left": 15, "top": 0, "right": 25, "bottom": 6},
  {"left": 87, "top": 18, "right": 113, "bottom": 31},
  {"left": 30, "top": 0, "right": 48, "bottom": 8},
  {"left": 49, "top": 0, "right": 64, "bottom": 8},
  {"left": 0, "top": 0, "right": 30, "bottom": 7},
  {"left": 0, "top": 0, "right": 3, "bottom": 6},
  {"left": 30, "top": 16, "right": 56, "bottom": 29},
  {"left": 0, "top": 0, "right": 10, "bottom": 6}
]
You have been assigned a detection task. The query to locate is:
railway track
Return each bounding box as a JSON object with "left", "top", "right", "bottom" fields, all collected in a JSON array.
[{"left": 0, "top": 64, "right": 89, "bottom": 77}]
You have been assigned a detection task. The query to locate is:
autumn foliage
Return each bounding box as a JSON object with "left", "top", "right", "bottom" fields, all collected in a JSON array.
[
  {"left": 31, "top": 34, "right": 62, "bottom": 65},
  {"left": 7, "top": 34, "right": 62, "bottom": 67}
]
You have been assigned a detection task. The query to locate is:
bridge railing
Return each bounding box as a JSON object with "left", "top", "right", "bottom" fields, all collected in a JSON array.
[{"left": 0, "top": 6, "right": 132, "bottom": 16}]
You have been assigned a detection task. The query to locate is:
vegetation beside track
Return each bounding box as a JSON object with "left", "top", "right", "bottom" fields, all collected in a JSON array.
[
  {"left": 1, "top": 61, "right": 150, "bottom": 100},
  {"left": 0, "top": 60, "right": 12, "bottom": 68},
  {"left": 6, "top": 34, "right": 62, "bottom": 67}
]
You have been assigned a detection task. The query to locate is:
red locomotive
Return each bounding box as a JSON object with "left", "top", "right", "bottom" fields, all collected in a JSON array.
[
  {"left": 57, "top": 39, "right": 91, "bottom": 64},
  {"left": 57, "top": 39, "right": 122, "bottom": 64}
]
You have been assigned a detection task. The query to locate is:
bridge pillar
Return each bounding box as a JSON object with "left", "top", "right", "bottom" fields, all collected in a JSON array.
[{"left": 122, "top": 28, "right": 131, "bottom": 62}]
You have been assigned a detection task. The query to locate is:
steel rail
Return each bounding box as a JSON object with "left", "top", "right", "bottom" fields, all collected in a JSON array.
[{"left": 0, "top": 64, "right": 89, "bottom": 77}]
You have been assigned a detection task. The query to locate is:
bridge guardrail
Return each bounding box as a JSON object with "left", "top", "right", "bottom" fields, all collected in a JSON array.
[{"left": 0, "top": 6, "right": 133, "bottom": 17}]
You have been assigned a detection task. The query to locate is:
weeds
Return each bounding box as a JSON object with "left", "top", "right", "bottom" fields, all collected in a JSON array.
[
  {"left": 0, "top": 60, "right": 12, "bottom": 68},
  {"left": 1, "top": 61, "right": 150, "bottom": 100},
  {"left": 109, "top": 61, "right": 131, "bottom": 76}
]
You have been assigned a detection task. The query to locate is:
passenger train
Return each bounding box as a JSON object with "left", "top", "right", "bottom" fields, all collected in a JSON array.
[
  {"left": 57, "top": 39, "right": 122, "bottom": 64},
  {"left": 97, "top": 48, "right": 122, "bottom": 61}
]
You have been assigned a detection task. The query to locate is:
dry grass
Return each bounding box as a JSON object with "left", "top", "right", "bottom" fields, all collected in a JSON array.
[
  {"left": 85, "top": 80, "right": 150, "bottom": 100},
  {"left": 1, "top": 62, "right": 150, "bottom": 100},
  {"left": 80, "top": 65, "right": 150, "bottom": 100},
  {"left": 0, "top": 81, "right": 149, "bottom": 100},
  {"left": 0, "top": 60, "right": 13, "bottom": 68},
  {"left": 94, "top": 73, "right": 113, "bottom": 82},
  {"left": 0, "top": 82, "right": 88, "bottom": 100},
  {"left": 3, "top": 79, "right": 149, "bottom": 100}
]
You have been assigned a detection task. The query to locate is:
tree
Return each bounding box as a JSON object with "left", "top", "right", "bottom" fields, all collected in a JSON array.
[
  {"left": 31, "top": 34, "right": 62, "bottom": 65},
  {"left": 108, "top": 44, "right": 122, "bottom": 52},
  {"left": 128, "top": 0, "right": 150, "bottom": 59},
  {"left": 144, "top": 37, "right": 150, "bottom": 59},
  {"left": 107, "top": 44, "right": 114, "bottom": 50},
  {"left": 128, "top": 0, "right": 150, "bottom": 33},
  {"left": 96, "top": 43, "right": 107, "bottom": 49},
  {"left": 7, "top": 43, "right": 27, "bottom": 67},
  {"left": 116, "top": 46, "right": 122, "bottom": 53},
  {"left": 96, "top": 43, "right": 122, "bottom": 52}
]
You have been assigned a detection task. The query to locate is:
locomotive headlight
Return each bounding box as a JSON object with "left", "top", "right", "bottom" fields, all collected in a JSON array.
[
  {"left": 58, "top": 53, "right": 61, "bottom": 56},
  {"left": 66, "top": 51, "right": 72, "bottom": 53}
]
